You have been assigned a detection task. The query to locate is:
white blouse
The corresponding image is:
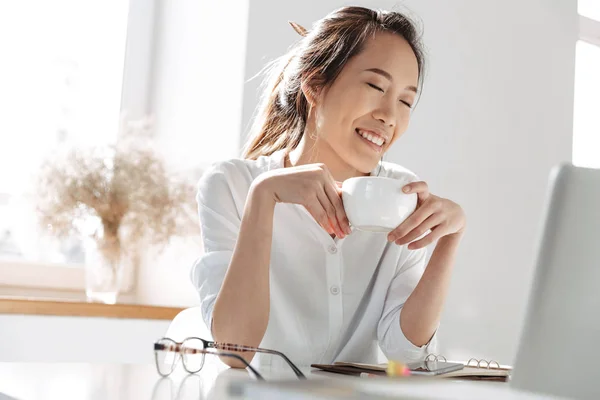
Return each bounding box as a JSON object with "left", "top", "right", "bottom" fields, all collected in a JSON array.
[{"left": 190, "top": 149, "right": 437, "bottom": 368}]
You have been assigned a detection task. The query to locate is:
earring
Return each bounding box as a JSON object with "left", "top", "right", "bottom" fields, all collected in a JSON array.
[{"left": 307, "top": 104, "right": 318, "bottom": 140}]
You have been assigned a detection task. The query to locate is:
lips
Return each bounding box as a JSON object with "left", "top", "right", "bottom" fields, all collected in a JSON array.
[
  {"left": 356, "top": 128, "right": 389, "bottom": 144},
  {"left": 355, "top": 129, "right": 384, "bottom": 153}
]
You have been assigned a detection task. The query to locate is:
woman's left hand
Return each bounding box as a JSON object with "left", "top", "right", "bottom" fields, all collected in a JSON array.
[{"left": 387, "top": 181, "right": 466, "bottom": 250}]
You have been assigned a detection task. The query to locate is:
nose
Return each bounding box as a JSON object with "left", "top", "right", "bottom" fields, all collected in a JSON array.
[{"left": 371, "top": 99, "right": 395, "bottom": 128}]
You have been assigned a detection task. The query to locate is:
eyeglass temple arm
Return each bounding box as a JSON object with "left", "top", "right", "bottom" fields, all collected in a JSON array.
[
  {"left": 211, "top": 342, "right": 305, "bottom": 378},
  {"left": 215, "top": 352, "right": 265, "bottom": 381},
  {"left": 256, "top": 349, "right": 306, "bottom": 378}
]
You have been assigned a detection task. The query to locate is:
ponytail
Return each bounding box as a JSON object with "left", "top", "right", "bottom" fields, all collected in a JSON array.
[{"left": 242, "top": 46, "right": 309, "bottom": 160}]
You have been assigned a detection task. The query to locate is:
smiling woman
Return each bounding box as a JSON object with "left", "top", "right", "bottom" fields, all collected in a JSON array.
[
  {"left": 191, "top": 6, "right": 466, "bottom": 370},
  {"left": 300, "top": 33, "right": 421, "bottom": 170},
  {"left": 244, "top": 9, "right": 425, "bottom": 177}
]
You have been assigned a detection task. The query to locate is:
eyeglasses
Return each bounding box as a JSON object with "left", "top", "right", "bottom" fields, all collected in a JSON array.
[
  {"left": 154, "top": 337, "right": 264, "bottom": 380},
  {"left": 154, "top": 337, "right": 306, "bottom": 379}
]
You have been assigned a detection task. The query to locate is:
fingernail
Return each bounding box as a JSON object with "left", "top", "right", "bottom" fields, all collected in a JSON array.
[
  {"left": 403, "top": 186, "right": 410, "bottom": 193},
  {"left": 345, "top": 220, "right": 352, "bottom": 235},
  {"left": 388, "top": 234, "right": 396, "bottom": 242}
]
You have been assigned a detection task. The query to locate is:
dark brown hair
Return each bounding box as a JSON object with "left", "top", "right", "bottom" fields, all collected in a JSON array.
[{"left": 242, "top": 6, "right": 426, "bottom": 160}]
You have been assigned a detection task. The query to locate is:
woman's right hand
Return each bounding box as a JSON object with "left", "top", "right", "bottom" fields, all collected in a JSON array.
[{"left": 254, "top": 163, "right": 352, "bottom": 238}]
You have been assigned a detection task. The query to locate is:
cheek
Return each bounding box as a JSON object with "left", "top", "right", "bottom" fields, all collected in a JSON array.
[
  {"left": 317, "top": 89, "right": 364, "bottom": 136},
  {"left": 389, "top": 110, "right": 412, "bottom": 144},
  {"left": 398, "top": 110, "right": 411, "bottom": 130}
]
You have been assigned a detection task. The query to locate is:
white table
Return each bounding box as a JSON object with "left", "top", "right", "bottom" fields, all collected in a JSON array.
[{"left": 0, "top": 360, "right": 567, "bottom": 400}]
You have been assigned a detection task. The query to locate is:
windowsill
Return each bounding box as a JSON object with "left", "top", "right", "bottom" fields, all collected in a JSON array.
[{"left": 0, "top": 296, "right": 184, "bottom": 320}]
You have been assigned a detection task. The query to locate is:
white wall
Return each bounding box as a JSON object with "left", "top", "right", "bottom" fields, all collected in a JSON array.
[
  {"left": 135, "top": 237, "right": 203, "bottom": 307},
  {"left": 133, "top": 0, "right": 250, "bottom": 307},
  {"left": 149, "top": 0, "right": 249, "bottom": 171},
  {"left": 239, "top": 0, "right": 577, "bottom": 364}
]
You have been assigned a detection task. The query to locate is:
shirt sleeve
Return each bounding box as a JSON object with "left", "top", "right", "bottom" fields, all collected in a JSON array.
[
  {"left": 190, "top": 161, "right": 244, "bottom": 332},
  {"left": 377, "top": 246, "right": 439, "bottom": 362}
]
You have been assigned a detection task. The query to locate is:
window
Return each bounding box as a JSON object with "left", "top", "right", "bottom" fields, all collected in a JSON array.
[
  {"left": 0, "top": 0, "right": 155, "bottom": 291},
  {"left": 579, "top": 0, "right": 600, "bottom": 22},
  {"left": 573, "top": 1, "right": 600, "bottom": 168}
]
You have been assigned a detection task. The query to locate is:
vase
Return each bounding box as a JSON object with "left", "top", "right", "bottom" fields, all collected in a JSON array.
[{"left": 83, "top": 232, "right": 123, "bottom": 304}]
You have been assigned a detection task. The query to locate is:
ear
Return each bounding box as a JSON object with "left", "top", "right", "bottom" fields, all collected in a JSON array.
[{"left": 300, "top": 80, "right": 321, "bottom": 108}]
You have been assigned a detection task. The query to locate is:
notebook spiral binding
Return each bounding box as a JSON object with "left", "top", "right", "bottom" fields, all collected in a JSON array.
[{"left": 425, "top": 353, "right": 502, "bottom": 370}]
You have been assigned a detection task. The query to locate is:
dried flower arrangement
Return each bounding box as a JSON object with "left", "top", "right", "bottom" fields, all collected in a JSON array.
[{"left": 34, "top": 118, "right": 199, "bottom": 277}]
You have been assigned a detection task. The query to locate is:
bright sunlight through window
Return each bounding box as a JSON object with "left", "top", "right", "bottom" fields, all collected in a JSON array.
[
  {"left": 573, "top": 42, "right": 600, "bottom": 169},
  {"left": 0, "top": 1, "right": 129, "bottom": 265},
  {"left": 578, "top": 0, "right": 600, "bottom": 22}
]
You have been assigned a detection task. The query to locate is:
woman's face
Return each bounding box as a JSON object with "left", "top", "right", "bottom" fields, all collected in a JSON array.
[{"left": 310, "top": 31, "right": 419, "bottom": 174}]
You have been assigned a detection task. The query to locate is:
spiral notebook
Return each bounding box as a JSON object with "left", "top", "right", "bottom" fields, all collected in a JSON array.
[{"left": 311, "top": 354, "right": 512, "bottom": 382}]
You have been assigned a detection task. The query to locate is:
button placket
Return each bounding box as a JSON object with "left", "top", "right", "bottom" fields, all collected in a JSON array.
[{"left": 323, "top": 239, "right": 343, "bottom": 362}]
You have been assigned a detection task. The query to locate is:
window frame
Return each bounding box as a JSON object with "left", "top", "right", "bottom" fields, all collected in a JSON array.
[
  {"left": 0, "top": 0, "right": 158, "bottom": 293},
  {"left": 580, "top": 15, "right": 600, "bottom": 47}
]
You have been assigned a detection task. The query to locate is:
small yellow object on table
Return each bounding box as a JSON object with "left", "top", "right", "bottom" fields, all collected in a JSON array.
[{"left": 386, "top": 360, "right": 412, "bottom": 377}]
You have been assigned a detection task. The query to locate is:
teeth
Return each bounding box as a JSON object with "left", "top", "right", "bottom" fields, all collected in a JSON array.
[{"left": 357, "top": 129, "right": 384, "bottom": 146}]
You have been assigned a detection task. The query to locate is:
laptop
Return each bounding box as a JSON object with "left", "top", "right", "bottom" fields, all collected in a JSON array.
[
  {"left": 510, "top": 163, "right": 600, "bottom": 399},
  {"left": 232, "top": 163, "right": 600, "bottom": 400}
]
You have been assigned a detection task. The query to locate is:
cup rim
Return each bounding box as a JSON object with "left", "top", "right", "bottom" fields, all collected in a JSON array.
[
  {"left": 345, "top": 176, "right": 404, "bottom": 183},
  {"left": 343, "top": 176, "right": 414, "bottom": 187}
]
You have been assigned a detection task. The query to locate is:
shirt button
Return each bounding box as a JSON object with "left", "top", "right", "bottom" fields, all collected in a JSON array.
[
  {"left": 330, "top": 285, "right": 340, "bottom": 295},
  {"left": 328, "top": 245, "right": 337, "bottom": 254}
]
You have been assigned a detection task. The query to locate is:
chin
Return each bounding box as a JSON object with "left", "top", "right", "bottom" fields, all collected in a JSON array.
[
  {"left": 349, "top": 156, "right": 379, "bottom": 175},
  {"left": 330, "top": 142, "right": 380, "bottom": 175}
]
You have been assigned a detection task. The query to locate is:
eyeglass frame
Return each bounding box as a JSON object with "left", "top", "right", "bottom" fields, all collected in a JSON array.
[
  {"left": 154, "top": 338, "right": 264, "bottom": 380},
  {"left": 154, "top": 336, "right": 306, "bottom": 379}
]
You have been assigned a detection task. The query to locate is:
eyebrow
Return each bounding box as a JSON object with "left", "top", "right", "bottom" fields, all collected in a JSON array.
[{"left": 364, "top": 68, "right": 418, "bottom": 94}]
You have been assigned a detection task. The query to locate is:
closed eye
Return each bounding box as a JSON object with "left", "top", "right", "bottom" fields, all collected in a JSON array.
[
  {"left": 367, "top": 83, "right": 384, "bottom": 92},
  {"left": 368, "top": 83, "right": 412, "bottom": 108}
]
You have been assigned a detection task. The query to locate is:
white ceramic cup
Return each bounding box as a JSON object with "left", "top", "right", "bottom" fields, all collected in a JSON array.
[{"left": 341, "top": 176, "right": 418, "bottom": 232}]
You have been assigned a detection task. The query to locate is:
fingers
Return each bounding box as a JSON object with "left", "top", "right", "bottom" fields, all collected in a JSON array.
[
  {"left": 388, "top": 200, "right": 438, "bottom": 242},
  {"left": 317, "top": 190, "right": 346, "bottom": 238},
  {"left": 407, "top": 224, "right": 448, "bottom": 250},
  {"left": 319, "top": 166, "right": 350, "bottom": 237},
  {"left": 394, "top": 213, "right": 444, "bottom": 246},
  {"left": 305, "top": 202, "right": 335, "bottom": 235},
  {"left": 324, "top": 183, "right": 351, "bottom": 235},
  {"left": 403, "top": 181, "right": 430, "bottom": 203}
]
